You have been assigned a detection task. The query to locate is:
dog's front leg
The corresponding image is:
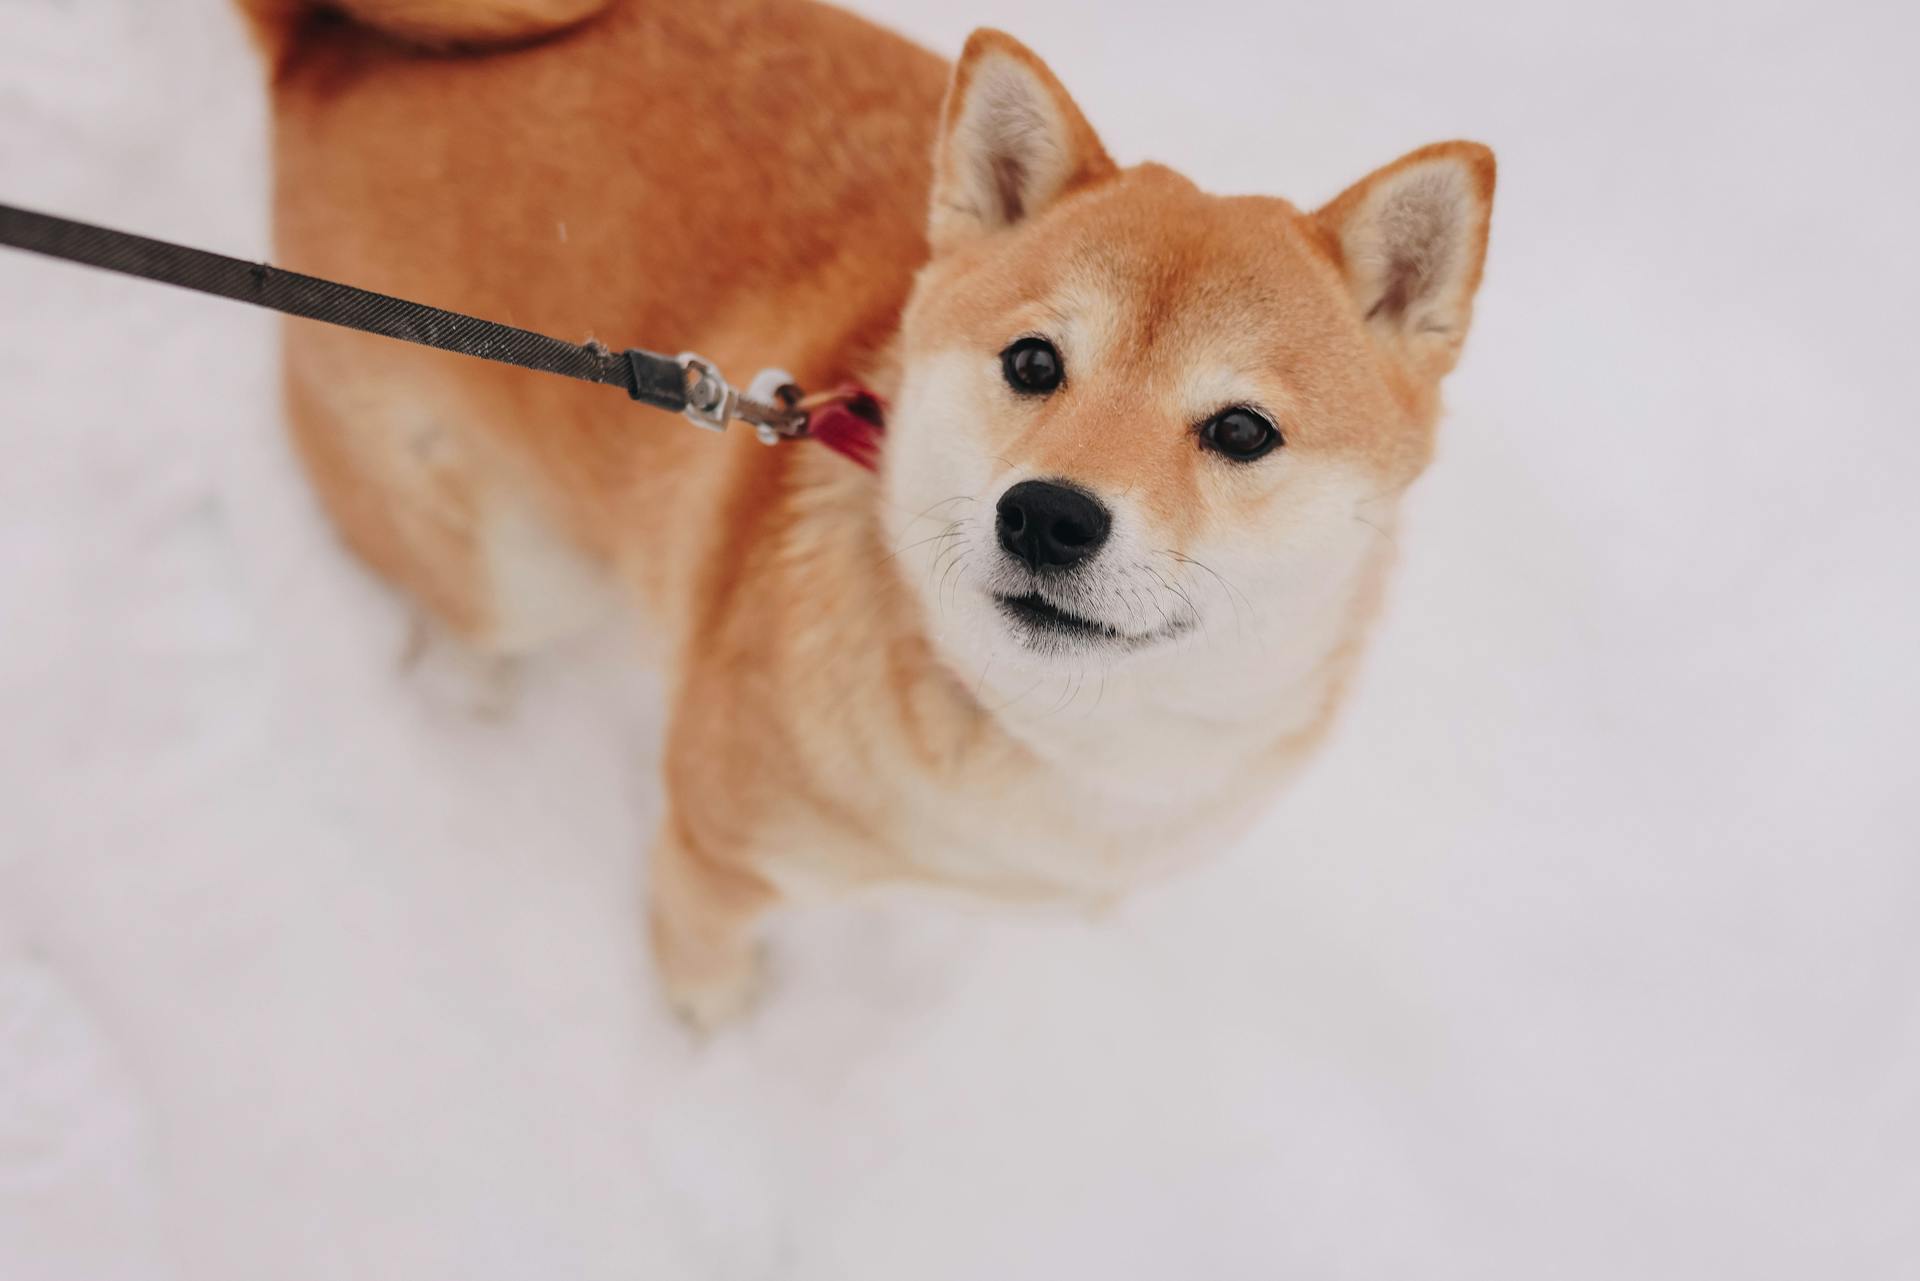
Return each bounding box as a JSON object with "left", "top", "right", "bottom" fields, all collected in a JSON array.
[{"left": 646, "top": 812, "right": 776, "bottom": 1030}]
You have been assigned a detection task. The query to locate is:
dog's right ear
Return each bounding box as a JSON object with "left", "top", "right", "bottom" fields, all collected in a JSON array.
[{"left": 928, "top": 30, "right": 1116, "bottom": 253}]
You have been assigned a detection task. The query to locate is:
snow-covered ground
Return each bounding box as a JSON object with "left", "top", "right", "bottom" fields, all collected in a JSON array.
[{"left": 3, "top": 1, "right": 1916, "bottom": 1277}]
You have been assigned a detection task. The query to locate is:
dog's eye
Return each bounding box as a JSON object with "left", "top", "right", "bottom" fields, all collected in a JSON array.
[
  {"left": 1200, "top": 407, "right": 1282, "bottom": 462},
  {"left": 1001, "top": 336, "right": 1063, "bottom": 395}
]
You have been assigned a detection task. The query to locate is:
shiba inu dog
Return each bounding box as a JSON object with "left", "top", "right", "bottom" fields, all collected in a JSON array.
[{"left": 234, "top": 0, "right": 1495, "bottom": 1024}]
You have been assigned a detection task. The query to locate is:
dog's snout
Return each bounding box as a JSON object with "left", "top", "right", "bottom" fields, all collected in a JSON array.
[{"left": 995, "top": 480, "right": 1111, "bottom": 571}]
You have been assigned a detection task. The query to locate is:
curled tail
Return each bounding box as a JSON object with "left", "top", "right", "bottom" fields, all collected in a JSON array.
[{"left": 234, "top": 0, "right": 614, "bottom": 69}]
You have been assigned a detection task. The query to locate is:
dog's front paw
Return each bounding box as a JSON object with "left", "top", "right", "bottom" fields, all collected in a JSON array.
[
  {"left": 662, "top": 949, "right": 764, "bottom": 1032},
  {"left": 645, "top": 815, "right": 777, "bottom": 1032},
  {"left": 655, "top": 935, "right": 765, "bottom": 1033}
]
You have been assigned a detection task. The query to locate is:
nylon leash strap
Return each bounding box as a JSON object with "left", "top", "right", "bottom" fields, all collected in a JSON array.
[{"left": 0, "top": 201, "right": 808, "bottom": 438}]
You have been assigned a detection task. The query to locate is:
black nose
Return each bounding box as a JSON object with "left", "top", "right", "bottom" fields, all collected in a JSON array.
[{"left": 995, "top": 479, "right": 1111, "bottom": 571}]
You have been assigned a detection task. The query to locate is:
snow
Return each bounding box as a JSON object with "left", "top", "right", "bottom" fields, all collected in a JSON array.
[{"left": 3, "top": 1, "right": 1917, "bottom": 1277}]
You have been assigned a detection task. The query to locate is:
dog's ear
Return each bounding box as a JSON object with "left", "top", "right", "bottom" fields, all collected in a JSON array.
[
  {"left": 928, "top": 29, "right": 1116, "bottom": 252},
  {"left": 1316, "top": 141, "right": 1496, "bottom": 377}
]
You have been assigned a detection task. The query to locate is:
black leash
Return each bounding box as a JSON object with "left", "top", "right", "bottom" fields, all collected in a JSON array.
[{"left": 0, "top": 202, "right": 801, "bottom": 437}]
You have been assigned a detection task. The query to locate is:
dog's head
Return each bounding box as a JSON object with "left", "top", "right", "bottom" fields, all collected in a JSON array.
[{"left": 884, "top": 30, "right": 1494, "bottom": 698}]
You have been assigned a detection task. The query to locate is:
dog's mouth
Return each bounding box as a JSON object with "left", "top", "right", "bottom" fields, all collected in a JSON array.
[
  {"left": 996, "top": 591, "right": 1121, "bottom": 638},
  {"left": 993, "top": 592, "right": 1181, "bottom": 651}
]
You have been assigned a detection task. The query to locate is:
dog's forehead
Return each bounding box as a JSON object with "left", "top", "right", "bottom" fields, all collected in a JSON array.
[{"left": 1037, "top": 175, "right": 1351, "bottom": 386}]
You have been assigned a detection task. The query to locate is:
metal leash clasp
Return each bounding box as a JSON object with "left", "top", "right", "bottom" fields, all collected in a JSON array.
[{"left": 676, "top": 353, "right": 805, "bottom": 445}]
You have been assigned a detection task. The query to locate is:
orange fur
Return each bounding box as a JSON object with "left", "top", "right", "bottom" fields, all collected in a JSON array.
[
  {"left": 234, "top": 0, "right": 612, "bottom": 67},
  {"left": 240, "top": 0, "right": 1495, "bottom": 1025}
]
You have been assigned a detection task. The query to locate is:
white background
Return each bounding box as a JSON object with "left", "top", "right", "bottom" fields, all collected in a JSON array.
[{"left": 3, "top": 1, "right": 1917, "bottom": 1277}]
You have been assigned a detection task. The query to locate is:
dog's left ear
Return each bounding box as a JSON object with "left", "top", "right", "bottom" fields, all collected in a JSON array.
[
  {"left": 1316, "top": 141, "right": 1497, "bottom": 378},
  {"left": 928, "top": 29, "right": 1116, "bottom": 252}
]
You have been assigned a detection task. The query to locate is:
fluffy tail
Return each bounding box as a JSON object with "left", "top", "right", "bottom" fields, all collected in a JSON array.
[{"left": 235, "top": 0, "right": 613, "bottom": 68}]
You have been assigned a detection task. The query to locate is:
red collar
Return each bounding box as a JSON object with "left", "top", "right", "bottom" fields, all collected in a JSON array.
[{"left": 799, "top": 385, "right": 886, "bottom": 471}]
